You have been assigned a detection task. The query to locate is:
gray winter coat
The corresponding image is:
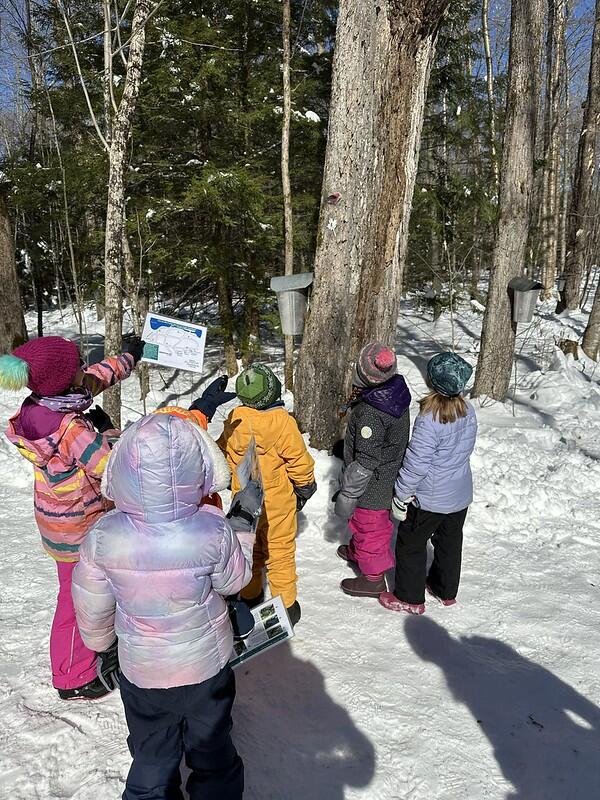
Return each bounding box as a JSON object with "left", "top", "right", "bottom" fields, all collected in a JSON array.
[{"left": 340, "top": 376, "right": 411, "bottom": 512}]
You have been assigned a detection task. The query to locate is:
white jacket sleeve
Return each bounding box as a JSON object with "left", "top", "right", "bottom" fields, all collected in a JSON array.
[
  {"left": 211, "top": 521, "right": 255, "bottom": 597},
  {"left": 72, "top": 533, "right": 117, "bottom": 653}
]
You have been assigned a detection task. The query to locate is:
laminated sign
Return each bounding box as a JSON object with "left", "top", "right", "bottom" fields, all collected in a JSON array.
[
  {"left": 141, "top": 313, "right": 207, "bottom": 373},
  {"left": 230, "top": 595, "right": 294, "bottom": 668}
]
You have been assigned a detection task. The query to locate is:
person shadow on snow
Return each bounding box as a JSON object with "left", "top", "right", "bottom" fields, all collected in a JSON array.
[
  {"left": 405, "top": 616, "right": 600, "bottom": 800},
  {"left": 229, "top": 642, "right": 375, "bottom": 800}
]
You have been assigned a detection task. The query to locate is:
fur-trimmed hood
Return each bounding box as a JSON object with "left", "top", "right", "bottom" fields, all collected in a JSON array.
[{"left": 102, "top": 413, "right": 230, "bottom": 524}]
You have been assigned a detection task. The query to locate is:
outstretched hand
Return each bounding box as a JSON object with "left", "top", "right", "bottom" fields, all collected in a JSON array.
[
  {"left": 190, "top": 375, "right": 237, "bottom": 421},
  {"left": 126, "top": 336, "right": 145, "bottom": 365}
]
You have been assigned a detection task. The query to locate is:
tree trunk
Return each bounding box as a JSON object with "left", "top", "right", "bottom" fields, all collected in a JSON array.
[
  {"left": 540, "top": 0, "right": 566, "bottom": 298},
  {"left": 217, "top": 274, "right": 238, "bottom": 376},
  {"left": 556, "top": 31, "right": 570, "bottom": 280},
  {"left": 472, "top": 0, "right": 544, "bottom": 401},
  {"left": 281, "top": 0, "right": 295, "bottom": 392},
  {"left": 103, "top": 0, "right": 153, "bottom": 426},
  {"left": 296, "top": 0, "right": 448, "bottom": 448},
  {"left": 0, "top": 186, "right": 28, "bottom": 353},
  {"left": 582, "top": 280, "right": 600, "bottom": 359},
  {"left": 482, "top": 0, "right": 500, "bottom": 193},
  {"left": 557, "top": 0, "right": 600, "bottom": 311}
]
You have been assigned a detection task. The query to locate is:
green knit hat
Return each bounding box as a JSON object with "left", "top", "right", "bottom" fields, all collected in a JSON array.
[{"left": 236, "top": 365, "right": 282, "bottom": 409}]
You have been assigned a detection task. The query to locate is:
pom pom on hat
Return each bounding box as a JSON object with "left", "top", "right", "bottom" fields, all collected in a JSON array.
[
  {"left": 0, "top": 354, "right": 30, "bottom": 391},
  {"left": 354, "top": 342, "right": 397, "bottom": 388}
]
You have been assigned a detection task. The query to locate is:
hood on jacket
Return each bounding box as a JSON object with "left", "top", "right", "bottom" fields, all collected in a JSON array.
[
  {"left": 102, "top": 413, "right": 230, "bottom": 524},
  {"left": 6, "top": 410, "right": 70, "bottom": 468},
  {"left": 360, "top": 374, "right": 411, "bottom": 418}
]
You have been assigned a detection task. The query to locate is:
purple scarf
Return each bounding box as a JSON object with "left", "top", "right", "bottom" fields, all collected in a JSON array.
[{"left": 32, "top": 388, "right": 94, "bottom": 414}]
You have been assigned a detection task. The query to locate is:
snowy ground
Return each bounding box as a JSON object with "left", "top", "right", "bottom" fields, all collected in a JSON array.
[{"left": 1, "top": 300, "right": 599, "bottom": 799}]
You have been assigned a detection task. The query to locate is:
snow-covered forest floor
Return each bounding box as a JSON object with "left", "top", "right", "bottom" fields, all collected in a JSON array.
[{"left": 1, "top": 299, "right": 599, "bottom": 799}]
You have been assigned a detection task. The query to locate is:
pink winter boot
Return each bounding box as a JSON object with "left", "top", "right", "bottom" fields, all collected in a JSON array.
[
  {"left": 426, "top": 584, "right": 457, "bottom": 607},
  {"left": 379, "top": 592, "right": 425, "bottom": 615}
]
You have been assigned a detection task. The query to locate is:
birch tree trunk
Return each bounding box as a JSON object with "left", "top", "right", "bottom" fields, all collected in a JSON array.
[
  {"left": 472, "top": 0, "right": 544, "bottom": 401},
  {"left": 557, "top": 0, "right": 600, "bottom": 312},
  {"left": 0, "top": 182, "right": 28, "bottom": 353},
  {"left": 582, "top": 281, "right": 600, "bottom": 359},
  {"left": 103, "top": 0, "right": 153, "bottom": 426},
  {"left": 482, "top": 0, "right": 500, "bottom": 193},
  {"left": 556, "top": 33, "right": 570, "bottom": 279},
  {"left": 281, "top": 0, "right": 294, "bottom": 391},
  {"left": 540, "top": 0, "right": 566, "bottom": 298},
  {"left": 295, "top": 0, "right": 448, "bottom": 449}
]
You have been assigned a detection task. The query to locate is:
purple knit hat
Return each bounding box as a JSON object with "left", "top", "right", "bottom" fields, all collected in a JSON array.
[
  {"left": 354, "top": 342, "right": 397, "bottom": 388},
  {"left": 0, "top": 337, "right": 81, "bottom": 396}
]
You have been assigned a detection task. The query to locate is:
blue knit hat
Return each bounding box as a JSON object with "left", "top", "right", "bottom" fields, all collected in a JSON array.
[{"left": 427, "top": 352, "right": 473, "bottom": 397}]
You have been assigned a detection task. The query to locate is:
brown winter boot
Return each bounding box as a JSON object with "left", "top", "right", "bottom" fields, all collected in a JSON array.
[
  {"left": 337, "top": 544, "right": 357, "bottom": 564},
  {"left": 340, "top": 575, "right": 386, "bottom": 597}
]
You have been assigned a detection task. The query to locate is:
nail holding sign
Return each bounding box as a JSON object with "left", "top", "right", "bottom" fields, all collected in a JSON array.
[{"left": 141, "top": 312, "right": 208, "bottom": 373}]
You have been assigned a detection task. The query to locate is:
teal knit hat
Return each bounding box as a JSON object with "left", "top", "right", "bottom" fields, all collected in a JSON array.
[
  {"left": 427, "top": 352, "right": 473, "bottom": 397},
  {"left": 236, "top": 365, "right": 282, "bottom": 409}
]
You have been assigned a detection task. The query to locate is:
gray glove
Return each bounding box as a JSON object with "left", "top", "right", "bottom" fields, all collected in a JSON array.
[
  {"left": 227, "top": 479, "right": 264, "bottom": 533},
  {"left": 333, "top": 491, "right": 358, "bottom": 521}
]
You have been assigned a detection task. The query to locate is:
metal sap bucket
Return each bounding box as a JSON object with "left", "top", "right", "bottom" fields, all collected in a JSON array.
[
  {"left": 508, "top": 277, "right": 544, "bottom": 324},
  {"left": 270, "top": 273, "right": 314, "bottom": 335}
]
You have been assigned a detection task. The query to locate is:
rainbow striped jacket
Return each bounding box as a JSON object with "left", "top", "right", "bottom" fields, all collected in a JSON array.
[{"left": 5, "top": 354, "right": 134, "bottom": 561}]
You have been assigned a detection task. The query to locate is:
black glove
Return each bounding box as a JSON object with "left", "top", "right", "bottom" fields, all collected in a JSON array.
[
  {"left": 190, "top": 375, "right": 237, "bottom": 421},
  {"left": 96, "top": 639, "right": 120, "bottom": 692},
  {"left": 294, "top": 481, "right": 317, "bottom": 511},
  {"left": 86, "top": 405, "right": 115, "bottom": 434},
  {"left": 227, "top": 479, "right": 264, "bottom": 532},
  {"left": 126, "top": 336, "right": 145, "bottom": 365},
  {"left": 227, "top": 598, "right": 256, "bottom": 641}
]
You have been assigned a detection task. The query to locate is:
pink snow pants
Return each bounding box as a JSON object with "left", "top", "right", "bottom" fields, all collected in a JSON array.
[
  {"left": 347, "top": 507, "right": 395, "bottom": 576},
  {"left": 50, "top": 561, "right": 97, "bottom": 690}
]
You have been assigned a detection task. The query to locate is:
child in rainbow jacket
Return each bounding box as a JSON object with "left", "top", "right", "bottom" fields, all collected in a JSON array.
[{"left": 0, "top": 335, "right": 142, "bottom": 699}]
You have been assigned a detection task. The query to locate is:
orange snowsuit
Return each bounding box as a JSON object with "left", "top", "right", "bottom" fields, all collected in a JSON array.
[{"left": 218, "top": 406, "right": 315, "bottom": 607}]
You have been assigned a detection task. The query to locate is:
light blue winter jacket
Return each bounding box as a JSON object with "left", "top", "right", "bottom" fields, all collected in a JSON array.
[
  {"left": 72, "top": 413, "right": 254, "bottom": 689},
  {"left": 394, "top": 401, "right": 477, "bottom": 514}
]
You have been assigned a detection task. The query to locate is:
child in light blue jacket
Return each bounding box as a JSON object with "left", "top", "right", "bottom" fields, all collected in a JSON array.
[{"left": 380, "top": 352, "right": 477, "bottom": 615}]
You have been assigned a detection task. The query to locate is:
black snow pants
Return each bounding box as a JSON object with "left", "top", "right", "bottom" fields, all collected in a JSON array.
[
  {"left": 120, "top": 664, "right": 243, "bottom": 800},
  {"left": 393, "top": 504, "right": 468, "bottom": 605}
]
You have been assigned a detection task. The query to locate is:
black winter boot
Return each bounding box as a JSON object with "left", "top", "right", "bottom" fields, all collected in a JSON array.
[{"left": 57, "top": 676, "right": 112, "bottom": 701}]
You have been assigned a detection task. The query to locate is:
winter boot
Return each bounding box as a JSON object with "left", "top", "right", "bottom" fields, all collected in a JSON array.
[
  {"left": 379, "top": 592, "right": 425, "bottom": 615},
  {"left": 241, "top": 591, "right": 265, "bottom": 609},
  {"left": 286, "top": 601, "right": 301, "bottom": 627},
  {"left": 340, "top": 574, "right": 386, "bottom": 598},
  {"left": 337, "top": 544, "right": 357, "bottom": 565},
  {"left": 426, "top": 584, "right": 457, "bottom": 607},
  {"left": 57, "top": 676, "right": 113, "bottom": 701}
]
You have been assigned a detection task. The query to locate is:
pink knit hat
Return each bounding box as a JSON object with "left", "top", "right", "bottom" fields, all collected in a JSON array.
[
  {"left": 0, "top": 336, "right": 81, "bottom": 396},
  {"left": 354, "top": 342, "right": 397, "bottom": 387}
]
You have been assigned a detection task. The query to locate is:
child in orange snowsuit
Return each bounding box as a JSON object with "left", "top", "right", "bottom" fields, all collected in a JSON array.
[{"left": 218, "top": 365, "right": 316, "bottom": 626}]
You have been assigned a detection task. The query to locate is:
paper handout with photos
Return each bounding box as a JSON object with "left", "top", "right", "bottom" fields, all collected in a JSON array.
[
  {"left": 229, "top": 595, "right": 294, "bottom": 668},
  {"left": 141, "top": 312, "right": 207, "bottom": 373}
]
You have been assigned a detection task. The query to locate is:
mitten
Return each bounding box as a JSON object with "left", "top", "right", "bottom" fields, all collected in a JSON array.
[
  {"left": 391, "top": 496, "right": 411, "bottom": 523},
  {"left": 227, "top": 479, "right": 264, "bottom": 532},
  {"left": 96, "top": 639, "right": 120, "bottom": 691},
  {"left": 86, "top": 405, "right": 114, "bottom": 434},
  {"left": 294, "top": 481, "right": 317, "bottom": 511},
  {"left": 126, "top": 336, "right": 145, "bottom": 365},
  {"left": 190, "top": 375, "right": 237, "bottom": 421},
  {"left": 334, "top": 491, "right": 357, "bottom": 521}
]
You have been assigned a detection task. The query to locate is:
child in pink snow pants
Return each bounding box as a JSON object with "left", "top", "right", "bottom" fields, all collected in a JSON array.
[
  {"left": 0, "top": 335, "right": 143, "bottom": 699},
  {"left": 334, "top": 342, "right": 411, "bottom": 598}
]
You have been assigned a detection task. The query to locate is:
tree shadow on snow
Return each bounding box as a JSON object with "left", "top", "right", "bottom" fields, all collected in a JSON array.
[
  {"left": 404, "top": 616, "right": 600, "bottom": 800},
  {"left": 232, "top": 642, "right": 376, "bottom": 799}
]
